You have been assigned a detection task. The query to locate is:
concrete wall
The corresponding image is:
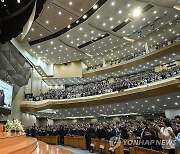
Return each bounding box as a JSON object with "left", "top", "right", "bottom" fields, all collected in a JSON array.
[
  {"left": 11, "top": 87, "right": 25, "bottom": 120},
  {"left": 21, "top": 113, "right": 39, "bottom": 128},
  {"left": 165, "top": 108, "right": 180, "bottom": 119},
  {"left": 54, "top": 62, "right": 82, "bottom": 78},
  {"left": 155, "top": 65, "right": 167, "bottom": 72},
  {"left": 24, "top": 69, "right": 49, "bottom": 96},
  {"left": 38, "top": 118, "right": 54, "bottom": 126}
]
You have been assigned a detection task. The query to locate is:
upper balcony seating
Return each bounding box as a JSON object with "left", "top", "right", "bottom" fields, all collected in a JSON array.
[{"left": 32, "top": 65, "right": 180, "bottom": 101}]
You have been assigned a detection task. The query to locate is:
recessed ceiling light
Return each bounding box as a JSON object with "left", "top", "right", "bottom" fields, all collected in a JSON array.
[
  {"left": 118, "top": 10, "right": 122, "bottom": 14},
  {"left": 69, "top": 1, "right": 72, "bottom": 5},
  {"left": 102, "top": 23, "right": 106, "bottom": 26},
  {"left": 79, "top": 27, "right": 83, "bottom": 31},
  {"left": 111, "top": 1, "right": 115, "bottom": 6},
  {"left": 83, "top": 15, "right": 87, "bottom": 19},
  {"left": 58, "top": 11, "right": 62, "bottom": 15},
  {"left": 132, "top": 8, "right": 141, "bottom": 17},
  {"left": 175, "top": 102, "right": 178, "bottom": 105},
  {"left": 96, "top": 15, "right": 100, "bottom": 19},
  {"left": 80, "top": 8, "right": 83, "bottom": 12},
  {"left": 45, "top": 20, "right": 49, "bottom": 24},
  {"left": 127, "top": 3, "right": 131, "bottom": 7},
  {"left": 67, "top": 25, "right": 71, "bottom": 28},
  {"left": 67, "top": 34, "right": 70, "bottom": 37},
  {"left": 93, "top": 4, "right": 98, "bottom": 9}
]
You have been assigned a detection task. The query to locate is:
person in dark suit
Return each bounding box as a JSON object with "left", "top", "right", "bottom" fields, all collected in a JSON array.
[
  {"left": 145, "top": 117, "right": 162, "bottom": 151},
  {"left": 85, "top": 123, "right": 96, "bottom": 151},
  {"left": 0, "top": 90, "right": 5, "bottom": 107},
  {"left": 58, "top": 126, "right": 67, "bottom": 145}
]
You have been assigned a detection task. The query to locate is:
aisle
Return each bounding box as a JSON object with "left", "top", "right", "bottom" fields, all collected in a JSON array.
[{"left": 57, "top": 145, "right": 100, "bottom": 154}]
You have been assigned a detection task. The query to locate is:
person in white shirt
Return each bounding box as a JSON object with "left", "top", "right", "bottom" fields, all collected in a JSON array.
[{"left": 156, "top": 118, "right": 175, "bottom": 154}]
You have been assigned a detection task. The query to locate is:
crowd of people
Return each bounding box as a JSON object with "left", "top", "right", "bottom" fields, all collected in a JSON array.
[
  {"left": 87, "top": 37, "right": 179, "bottom": 71},
  {"left": 25, "top": 115, "right": 180, "bottom": 154},
  {"left": 33, "top": 65, "right": 180, "bottom": 101}
]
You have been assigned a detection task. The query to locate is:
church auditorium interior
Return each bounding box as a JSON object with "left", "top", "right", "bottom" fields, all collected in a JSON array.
[{"left": 0, "top": 0, "right": 180, "bottom": 154}]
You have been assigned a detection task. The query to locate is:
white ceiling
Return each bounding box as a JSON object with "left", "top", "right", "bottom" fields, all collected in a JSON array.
[{"left": 16, "top": 0, "right": 179, "bottom": 66}]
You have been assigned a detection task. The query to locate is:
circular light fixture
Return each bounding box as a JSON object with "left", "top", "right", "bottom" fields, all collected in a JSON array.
[
  {"left": 132, "top": 8, "right": 141, "bottom": 17},
  {"left": 93, "top": 4, "right": 98, "bottom": 9},
  {"left": 83, "top": 15, "right": 87, "bottom": 19}
]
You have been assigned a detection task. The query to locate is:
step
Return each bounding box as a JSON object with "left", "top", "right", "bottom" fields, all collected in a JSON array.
[
  {"left": 31, "top": 141, "right": 74, "bottom": 154},
  {"left": 0, "top": 137, "right": 37, "bottom": 154},
  {"left": 0, "top": 132, "right": 26, "bottom": 148}
]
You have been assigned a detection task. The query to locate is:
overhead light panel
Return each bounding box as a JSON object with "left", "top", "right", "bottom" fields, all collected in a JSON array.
[
  {"left": 85, "top": 53, "right": 94, "bottom": 58},
  {"left": 173, "top": 5, "right": 180, "bottom": 10},
  {"left": 132, "top": 8, "right": 141, "bottom": 17},
  {"left": 123, "top": 36, "right": 135, "bottom": 42}
]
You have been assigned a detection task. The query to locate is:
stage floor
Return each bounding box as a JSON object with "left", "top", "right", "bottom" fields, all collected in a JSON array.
[
  {"left": 0, "top": 132, "right": 74, "bottom": 154},
  {"left": 32, "top": 141, "right": 74, "bottom": 154}
]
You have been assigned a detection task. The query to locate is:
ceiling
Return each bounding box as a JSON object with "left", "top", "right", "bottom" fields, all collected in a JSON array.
[
  {"left": 16, "top": 0, "right": 179, "bottom": 66},
  {"left": 28, "top": 92, "right": 180, "bottom": 119}
]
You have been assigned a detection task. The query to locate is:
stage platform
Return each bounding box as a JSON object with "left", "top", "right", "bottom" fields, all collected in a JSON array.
[{"left": 0, "top": 132, "right": 74, "bottom": 154}]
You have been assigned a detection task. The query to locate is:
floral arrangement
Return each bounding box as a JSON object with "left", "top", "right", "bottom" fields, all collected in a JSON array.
[{"left": 5, "top": 119, "right": 24, "bottom": 133}]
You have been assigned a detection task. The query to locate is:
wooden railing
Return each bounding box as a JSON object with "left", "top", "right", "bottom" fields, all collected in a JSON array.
[
  {"left": 55, "top": 135, "right": 170, "bottom": 154},
  {"left": 0, "top": 124, "right": 4, "bottom": 132},
  {"left": 64, "top": 136, "right": 124, "bottom": 154},
  {"left": 91, "top": 138, "right": 124, "bottom": 154},
  {"left": 35, "top": 136, "right": 58, "bottom": 145},
  {"left": 64, "top": 136, "right": 86, "bottom": 150},
  {"left": 129, "top": 146, "right": 166, "bottom": 154}
]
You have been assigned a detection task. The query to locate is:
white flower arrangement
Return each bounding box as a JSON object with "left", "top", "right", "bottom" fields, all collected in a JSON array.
[{"left": 5, "top": 119, "right": 24, "bottom": 133}]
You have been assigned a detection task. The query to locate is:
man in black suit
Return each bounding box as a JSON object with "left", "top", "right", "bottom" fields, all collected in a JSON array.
[
  {"left": 0, "top": 90, "right": 5, "bottom": 107},
  {"left": 85, "top": 123, "right": 96, "bottom": 151},
  {"left": 145, "top": 118, "right": 162, "bottom": 151}
]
